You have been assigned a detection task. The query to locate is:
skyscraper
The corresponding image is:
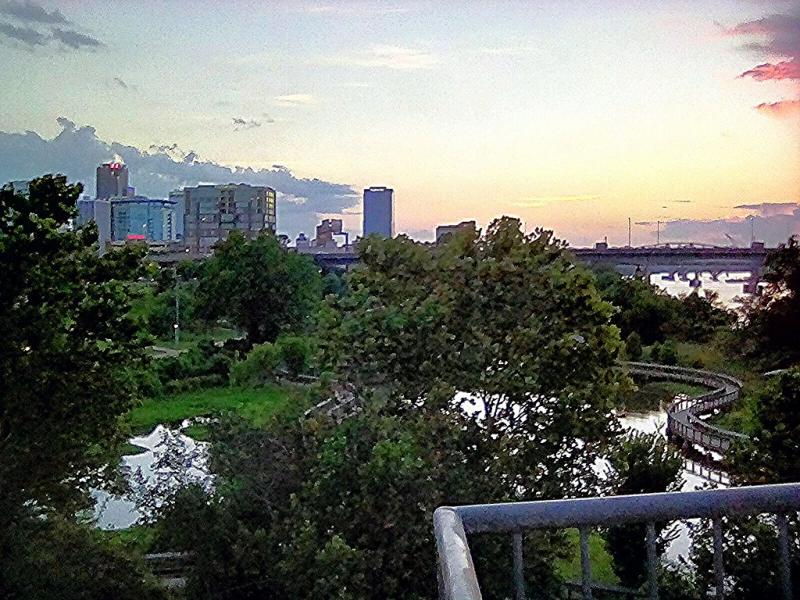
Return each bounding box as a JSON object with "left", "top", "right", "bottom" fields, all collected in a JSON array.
[
  {"left": 109, "top": 196, "right": 177, "bottom": 242},
  {"left": 180, "top": 183, "right": 277, "bottom": 254},
  {"left": 363, "top": 187, "right": 394, "bottom": 238},
  {"left": 96, "top": 161, "right": 129, "bottom": 199}
]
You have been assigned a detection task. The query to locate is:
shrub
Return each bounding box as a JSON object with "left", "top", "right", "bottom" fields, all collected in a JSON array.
[
  {"left": 277, "top": 336, "right": 315, "bottom": 377},
  {"left": 164, "top": 374, "right": 226, "bottom": 394},
  {"left": 659, "top": 340, "right": 678, "bottom": 365},
  {"left": 229, "top": 342, "right": 282, "bottom": 387},
  {"left": 624, "top": 332, "right": 643, "bottom": 361},
  {"left": 649, "top": 342, "right": 661, "bottom": 363}
]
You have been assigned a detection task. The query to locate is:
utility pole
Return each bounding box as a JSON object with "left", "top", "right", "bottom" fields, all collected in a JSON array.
[
  {"left": 174, "top": 268, "right": 180, "bottom": 344},
  {"left": 656, "top": 221, "right": 661, "bottom": 246},
  {"left": 628, "top": 217, "right": 632, "bottom": 247}
]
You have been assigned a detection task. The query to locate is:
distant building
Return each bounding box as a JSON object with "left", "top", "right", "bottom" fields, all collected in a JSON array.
[
  {"left": 295, "top": 232, "right": 310, "bottom": 249},
  {"left": 169, "top": 190, "right": 185, "bottom": 240},
  {"left": 96, "top": 162, "right": 129, "bottom": 199},
  {"left": 315, "top": 218, "right": 346, "bottom": 248},
  {"left": 436, "top": 220, "right": 477, "bottom": 243},
  {"left": 76, "top": 197, "right": 112, "bottom": 252},
  {"left": 110, "top": 196, "right": 177, "bottom": 242},
  {"left": 363, "top": 187, "right": 394, "bottom": 237},
  {"left": 9, "top": 180, "right": 29, "bottom": 195},
  {"left": 180, "top": 184, "right": 277, "bottom": 255}
]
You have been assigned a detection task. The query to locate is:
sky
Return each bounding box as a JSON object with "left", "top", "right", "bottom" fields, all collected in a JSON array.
[{"left": 0, "top": 0, "right": 798, "bottom": 245}]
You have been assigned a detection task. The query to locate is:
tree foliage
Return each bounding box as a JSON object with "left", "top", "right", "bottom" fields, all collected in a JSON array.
[
  {"left": 740, "top": 236, "right": 800, "bottom": 368},
  {"left": 603, "top": 432, "right": 683, "bottom": 588},
  {"left": 196, "top": 232, "right": 322, "bottom": 343}
]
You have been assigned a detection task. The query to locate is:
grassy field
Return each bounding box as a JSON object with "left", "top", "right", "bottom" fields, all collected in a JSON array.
[{"left": 126, "top": 383, "right": 311, "bottom": 436}]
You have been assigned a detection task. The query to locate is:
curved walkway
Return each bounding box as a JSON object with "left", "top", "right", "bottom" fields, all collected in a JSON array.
[{"left": 624, "top": 361, "right": 747, "bottom": 455}]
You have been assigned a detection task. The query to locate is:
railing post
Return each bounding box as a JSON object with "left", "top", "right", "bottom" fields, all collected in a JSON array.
[
  {"left": 579, "top": 527, "right": 593, "bottom": 600},
  {"left": 513, "top": 532, "right": 526, "bottom": 600},
  {"left": 777, "top": 513, "right": 793, "bottom": 600},
  {"left": 712, "top": 518, "right": 725, "bottom": 599},
  {"left": 646, "top": 522, "right": 659, "bottom": 600}
]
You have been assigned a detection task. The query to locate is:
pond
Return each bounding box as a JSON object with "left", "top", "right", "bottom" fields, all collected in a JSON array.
[{"left": 93, "top": 421, "right": 213, "bottom": 530}]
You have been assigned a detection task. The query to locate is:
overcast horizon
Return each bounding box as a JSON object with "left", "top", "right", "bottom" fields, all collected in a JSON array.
[{"left": 1, "top": 0, "right": 798, "bottom": 245}]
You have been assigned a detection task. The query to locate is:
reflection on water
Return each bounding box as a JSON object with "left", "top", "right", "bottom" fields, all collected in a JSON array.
[
  {"left": 93, "top": 422, "right": 213, "bottom": 530},
  {"left": 650, "top": 271, "right": 753, "bottom": 310}
]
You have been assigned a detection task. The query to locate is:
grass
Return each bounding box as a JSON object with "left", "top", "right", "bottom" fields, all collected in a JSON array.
[
  {"left": 126, "top": 383, "right": 310, "bottom": 436},
  {"left": 556, "top": 529, "right": 619, "bottom": 585},
  {"left": 101, "top": 525, "right": 158, "bottom": 555},
  {"left": 152, "top": 326, "right": 241, "bottom": 351},
  {"left": 120, "top": 442, "right": 148, "bottom": 456}
]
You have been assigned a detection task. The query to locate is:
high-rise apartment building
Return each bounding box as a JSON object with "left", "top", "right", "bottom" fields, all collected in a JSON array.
[
  {"left": 110, "top": 196, "right": 177, "bottom": 242},
  {"left": 180, "top": 184, "right": 277, "bottom": 254},
  {"left": 363, "top": 187, "right": 394, "bottom": 237},
  {"left": 96, "top": 162, "right": 129, "bottom": 199}
]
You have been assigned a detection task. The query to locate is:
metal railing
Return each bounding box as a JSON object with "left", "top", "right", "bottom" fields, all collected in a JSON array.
[
  {"left": 623, "top": 362, "right": 746, "bottom": 454},
  {"left": 435, "top": 483, "right": 800, "bottom": 600}
]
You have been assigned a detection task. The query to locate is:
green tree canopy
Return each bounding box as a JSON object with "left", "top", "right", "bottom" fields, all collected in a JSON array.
[
  {"left": 196, "top": 232, "right": 322, "bottom": 343},
  {"left": 0, "top": 175, "right": 146, "bottom": 522}
]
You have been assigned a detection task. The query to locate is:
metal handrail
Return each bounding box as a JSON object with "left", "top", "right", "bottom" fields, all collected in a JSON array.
[{"left": 435, "top": 483, "right": 800, "bottom": 600}]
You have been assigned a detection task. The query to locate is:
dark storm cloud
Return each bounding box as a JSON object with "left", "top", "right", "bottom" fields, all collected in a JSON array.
[
  {"left": 0, "top": 0, "right": 67, "bottom": 24},
  {"left": 0, "top": 118, "right": 358, "bottom": 236}
]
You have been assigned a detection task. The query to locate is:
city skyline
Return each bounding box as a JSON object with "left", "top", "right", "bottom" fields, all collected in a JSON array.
[{"left": 0, "top": 0, "right": 798, "bottom": 245}]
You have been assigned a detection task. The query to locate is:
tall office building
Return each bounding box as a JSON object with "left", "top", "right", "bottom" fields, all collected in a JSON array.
[
  {"left": 110, "top": 196, "right": 177, "bottom": 242},
  {"left": 363, "top": 187, "right": 394, "bottom": 237},
  {"left": 180, "top": 184, "right": 277, "bottom": 254},
  {"left": 76, "top": 197, "right": 112, "bottom": 252},
  {"left": 96, "top": 161, "right": 129, "bottom": 199},
  {"left": 436, "top": 220, "right": 477, "bottom": 243}
]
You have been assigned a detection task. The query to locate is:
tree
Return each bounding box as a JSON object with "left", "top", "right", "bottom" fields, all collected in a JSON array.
[
  {"left": 603, "top": 432, "right": 683, "bottom": 588},
  {"left": 740, "top": 236, "right": 800, "bottom": 368},
  {"left": 155, "top": 218, "right": 628, "bottom": 598},
  {"left": 196, "top": 232, "right": 322, "bottom": 343},
  {"left": 625, "top": 331, "right": 643, "bottom": 360},
  {"left": 0, "top": 176, "right": 160, "bottom": 598}
]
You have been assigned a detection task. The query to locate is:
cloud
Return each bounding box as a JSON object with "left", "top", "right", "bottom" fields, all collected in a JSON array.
[
  {"left": 739, "top": 59, "right": 800, "bottom": 81},
  {"left": 303, "top": 4, "right": 410, "bottom": 15},
  {"left": 0, "top": 1, "right": 103, "bottom": 51},
  {"left": 513, "top": 194, "right": 599, "bottom": 208},
  {"left": 232, "top": 117, "right": 261, "bottom": 130},
  {"left": 51, "top": 26, "right": 102, "bottom": 50},
  {"left": 662, "top": 210, "right": 800, "bottom": 246},
  {"left": 479, "top": 46, "right": 533, "bottom": 57},
  {"left": 0, "top": 20, "right": 46, "bottom": 45},
  {"left": 734, "top": 202, "right": 800, "bottom": 216},
  {"left": 754, "top": 98, "right": 800, "bottom": 118},
  {"left": 0, "top": 118, "right": 358, "bottom": 236},
  {"left": 274, "top": 94, "right": 314, "bottom": 106},
  {"left": 0, "top": 0, "right": 67, "bottom": 24},
  {"left": 724, "top": 10, "right": 800, "bottom": 117},
  {"left": 322, "top": 45, "right": 438, "bottom": 70}
]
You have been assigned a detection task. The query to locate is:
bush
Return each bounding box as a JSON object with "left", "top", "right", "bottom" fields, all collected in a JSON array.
[
  {"left": 164, "top": 374, "right": 227, "bottom": 394},
  {"left": 624, "top": 332, "right": 643, "bottom": 361},
  {"left": 659, "top": 340, "right": 678, "bottom": 365},
  {"left": 276, "top": 336, "right": 315, "bottom": 377},
  {"left": 649, "top": 342, "right": 661, "bottom": 363},
  {"left": 230, "top": 342, "right": 282, "bottom": 387}
]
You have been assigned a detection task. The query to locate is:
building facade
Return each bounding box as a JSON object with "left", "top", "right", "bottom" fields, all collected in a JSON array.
[
  {"left": 96, "top": 162, "right": 129, "bottom": 199},
  {"left": 363, "top": 187, "right": 394, "bottom": 238},
  {"left": 436, "top": 220, "right": 477, "bottom": 243},
  {"left": 110, "top": 196, "right": 177, "bottom": 242},
  {"left": 180, "top": 184, "right": 277, "bottom": 254},
  {"left": 76, "top": 197, "right": 112, "bottom": 250}
]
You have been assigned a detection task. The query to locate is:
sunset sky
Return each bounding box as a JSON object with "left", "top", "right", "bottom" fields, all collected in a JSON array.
[{"left": 0, "top": 0, "right": 798, "bottom": 244}]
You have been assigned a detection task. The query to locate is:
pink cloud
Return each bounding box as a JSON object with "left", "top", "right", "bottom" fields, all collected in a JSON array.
[
  {"left": 739, "top": 59, "right": 800, "bottom": 81},
  {"left": 754, "top": 99, "right": 800, "bottom": 118}
]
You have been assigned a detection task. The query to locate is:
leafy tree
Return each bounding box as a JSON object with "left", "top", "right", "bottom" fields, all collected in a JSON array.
[
  {"left": 0, "top": 175, "right": 146, "bottom": 520},
  {"left": 276, "top": 335, "right": 316, "bottom": 377},
  {"left": 659, "top": 340, "right": 678, "bottom": 365},
  {"left": 196, "top": 232, "right": 322, "bottom": 343},
  {"left": 603, "top": 432, "right": 683, "bottom": 588},
  {"left": 740, "top": 236, "right": 800, "bottom": 368},
  {"left": 0, "top": 176, "right": 158, "bottom": 597}
]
